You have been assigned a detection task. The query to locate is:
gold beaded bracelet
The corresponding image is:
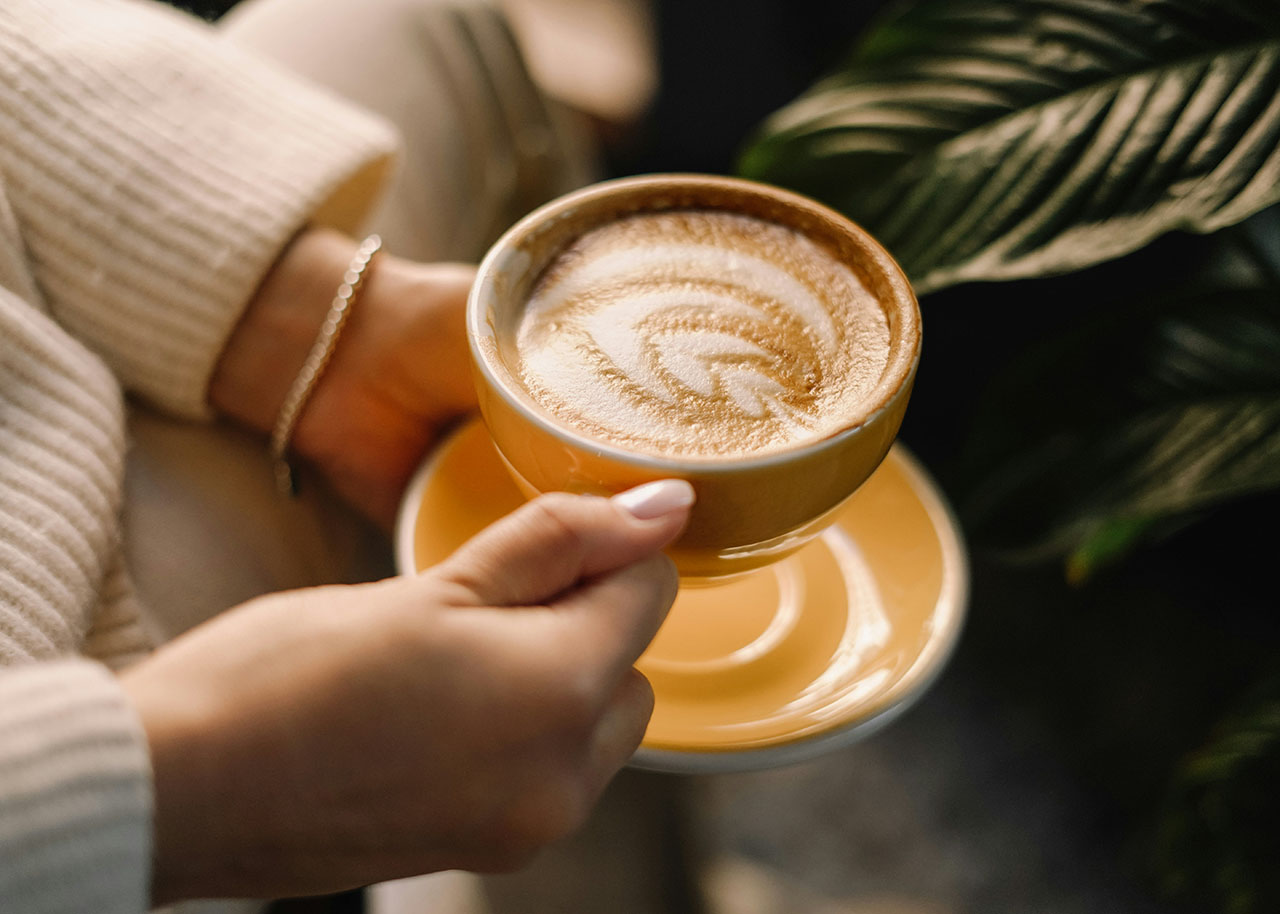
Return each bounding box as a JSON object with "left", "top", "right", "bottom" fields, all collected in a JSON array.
[{"left": 270, "top": 233, "right": 383, "bottom": 495}]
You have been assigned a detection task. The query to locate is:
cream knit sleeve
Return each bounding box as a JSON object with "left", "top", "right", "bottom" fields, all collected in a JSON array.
[
  {"left": 0, "top": 0, "right": 400, "bottom": 418},
  {"left": 0, "top": 660, "right": 152, "bottom": 914}
]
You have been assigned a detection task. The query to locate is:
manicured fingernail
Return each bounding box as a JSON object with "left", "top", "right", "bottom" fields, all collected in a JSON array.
[{"left": 612, "top": 479, "right": 695, "bottom": 520}]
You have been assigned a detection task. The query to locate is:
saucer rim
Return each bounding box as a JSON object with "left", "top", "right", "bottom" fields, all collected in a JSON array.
[{"left": 631, "top": 443, "right": 968, "bottom": 772}]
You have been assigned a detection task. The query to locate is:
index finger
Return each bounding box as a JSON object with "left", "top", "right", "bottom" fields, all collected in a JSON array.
[
  {"left": 546, "top": 551, "right": 680, "bottom": 687},
  {"left": 432, "top": 482, "right": 692, "bottom": 608}
]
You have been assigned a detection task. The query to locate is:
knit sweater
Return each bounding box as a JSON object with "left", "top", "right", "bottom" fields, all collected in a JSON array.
[{"left": 0, "top": 1, "right": 397, "bottom": 910}]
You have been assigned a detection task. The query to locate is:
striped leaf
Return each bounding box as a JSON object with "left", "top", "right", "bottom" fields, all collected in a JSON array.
[
  {"left": 739, "top": 0, "right": 1280, "bottom": 293},
  {"left": 958, "top": 283, "right": 1280, "bottom": 576}
]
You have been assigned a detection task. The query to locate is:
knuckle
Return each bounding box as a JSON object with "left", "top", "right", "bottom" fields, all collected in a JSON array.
[
  {"left": 492, "top": 663, "right": 608, "bottom": 756},
  {"left": 432, "top": 552, "right": 499, "bottom": 603},
  {"left": 553, "top": 667, "right": 607, "bottom": 730},
  {"left": 523, "top": 493, "right": 590, "bottom": 551},
  {"left": 627, "top": 669, "right": 657, "bottom": 722}
]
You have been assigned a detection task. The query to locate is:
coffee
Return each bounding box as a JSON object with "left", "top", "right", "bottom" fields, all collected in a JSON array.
[{"left": 511, "top": 209, "right": 891, "bottom": 459}]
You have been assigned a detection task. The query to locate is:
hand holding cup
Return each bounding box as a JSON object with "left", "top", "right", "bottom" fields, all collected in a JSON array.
[{"left": 122, "top": 484, "right": 690, "bottom": 902}]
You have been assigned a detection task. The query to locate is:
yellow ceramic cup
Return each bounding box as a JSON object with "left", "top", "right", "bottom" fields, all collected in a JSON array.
[{"left": 468, "top": 174, "right": 921, "bottom": 579}]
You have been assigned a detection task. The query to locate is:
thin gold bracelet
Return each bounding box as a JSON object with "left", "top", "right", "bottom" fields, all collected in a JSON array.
[{"left": 270, "top": 233, "right": 383, "bottom": 495}]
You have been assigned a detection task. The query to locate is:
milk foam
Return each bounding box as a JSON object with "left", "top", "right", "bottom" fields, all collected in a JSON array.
[{"left": 513, "top": 210, "right": 890, "bottom": 459}]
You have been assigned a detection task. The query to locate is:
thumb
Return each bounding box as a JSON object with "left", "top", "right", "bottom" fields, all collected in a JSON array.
[{"left": 432, "top": 480, "right": 693, "bottom": 608}]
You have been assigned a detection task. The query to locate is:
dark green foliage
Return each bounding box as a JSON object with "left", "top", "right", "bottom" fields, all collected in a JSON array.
[
  {"left": 738, "top": 2, "right": 1280, "bottom": 911},
  {"left": 1152, "top": 677, "right": 1280, "bottom": 914},
  {"left": 739, "top": 0, "right": 1280, "bottom": 292},
  {"left": 958, "top": 278, "right": 1280, "bottom": 579}
]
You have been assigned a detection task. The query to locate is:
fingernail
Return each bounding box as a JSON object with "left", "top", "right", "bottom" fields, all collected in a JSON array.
[{"left": 612, "top": 479, "right": 695, "bottom": 520}]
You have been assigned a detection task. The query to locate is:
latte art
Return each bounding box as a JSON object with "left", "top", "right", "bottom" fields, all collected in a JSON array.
[{"left": 513, "top": 210, "right": 891, "bottom": 459}]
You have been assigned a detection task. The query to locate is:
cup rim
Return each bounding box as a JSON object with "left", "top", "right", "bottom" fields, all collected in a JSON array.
[{"left": 467, "top": 172, "right": 921, "bottom": 474}]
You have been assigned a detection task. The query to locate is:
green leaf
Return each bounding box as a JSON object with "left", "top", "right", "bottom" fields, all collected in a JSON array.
[
  {"left": 1151, "top": 674, "right": 1280, "bottom": 914},
  {"left": 1065, "top": 514, "right": 1158, "bottom": 584},
  {"left": 738, "top": 0, "right": 1280, "bottom": 293},
  {"left": 958, "top": 284, "right": 1280, "bottom": 574}
]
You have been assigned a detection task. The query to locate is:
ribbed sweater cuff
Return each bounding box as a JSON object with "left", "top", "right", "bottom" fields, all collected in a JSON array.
[
  {"left": 0, "top": 0, "right": 399, "bottom": 418},
  {"left": 0, "top": 660, "right": 152, "bottom": 914}
]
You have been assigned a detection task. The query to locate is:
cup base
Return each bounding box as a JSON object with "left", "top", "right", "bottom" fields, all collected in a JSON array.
[{"left": 396, "top": 416, "right": 968, "bottom": 773}]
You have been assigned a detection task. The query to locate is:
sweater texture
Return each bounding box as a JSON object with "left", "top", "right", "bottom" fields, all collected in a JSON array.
[{"left": 0, "top": 0, "right": 397, "bottom": 910}]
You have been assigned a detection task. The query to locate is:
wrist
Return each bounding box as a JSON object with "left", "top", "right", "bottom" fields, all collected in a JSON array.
[
  {"left": 211, "top": 223, "right": 479, "bottom": 524},
  {"left": 269, "top": 235, "right": 382, "bottom": 494},
  {"left": 209, "top": 228, "right": 362, "bottom": 439}
]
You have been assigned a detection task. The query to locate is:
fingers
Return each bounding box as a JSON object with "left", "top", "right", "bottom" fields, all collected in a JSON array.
[
  {"left": 547, "top": 551, "right": 679, "bottom": 686},
  {"left": 587, "top": 669, "right": 655, "bottom": 786},
  {"left": 433, "top": 480, "right": 693, "bottom": 608},
  {"left": 408, "top": 480, "right": 689, "bottom": 831}
]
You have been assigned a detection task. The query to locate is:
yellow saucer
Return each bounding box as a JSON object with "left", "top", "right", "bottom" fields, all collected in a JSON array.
[{"left": 395, "top": 417, "right": 968, "bottom": 773}]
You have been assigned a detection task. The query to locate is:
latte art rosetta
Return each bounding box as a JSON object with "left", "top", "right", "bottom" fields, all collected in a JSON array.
[{"left": 513, "top": 210, "right": 891, "bottom": 459}]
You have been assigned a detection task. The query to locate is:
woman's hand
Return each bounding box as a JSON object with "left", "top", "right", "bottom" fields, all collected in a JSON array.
[
  {"left": 121, "top": 481, "right": 693, "bottom": 903},
  {"left": 211, "top": 227, "right": 478, "bottom": 527}
]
